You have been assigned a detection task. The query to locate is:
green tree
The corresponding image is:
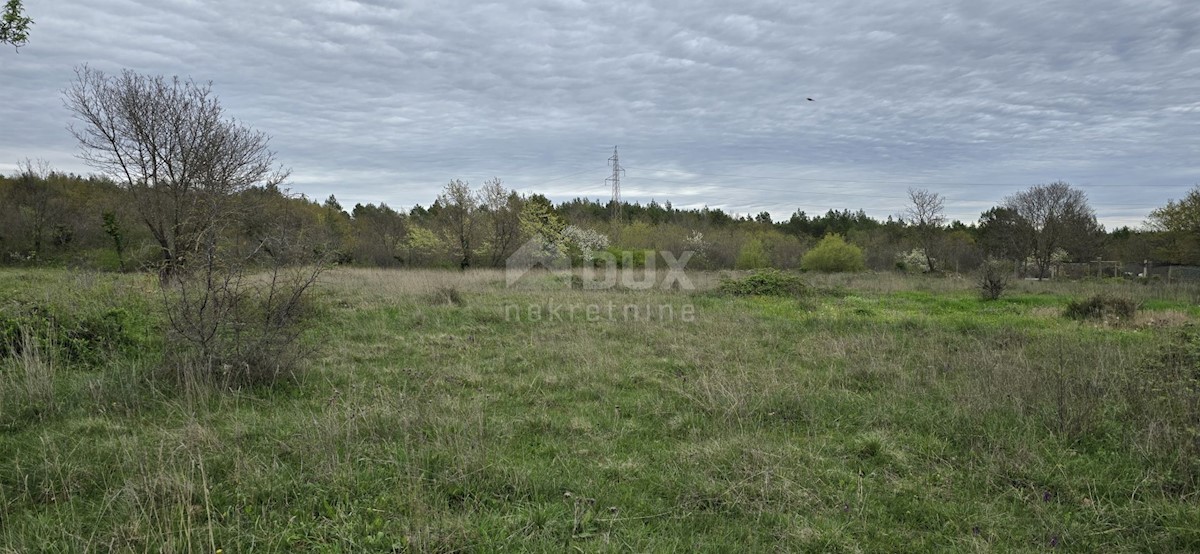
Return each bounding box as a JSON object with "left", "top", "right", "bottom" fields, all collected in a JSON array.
[
  {"left": 977, "top": 206, "right": 1033, "bottom": 265},
  {"left": 1, "top": 0, "right": 32, "bottom": 50},
  {"left": 519, "top": 197, "right": 566, "bottom": 246},
  {"left": 9, "top": 159, "right": 54, "bottom": 257},
  {"left": 404, "top": 225, "right": 443, "bottom": 266},
  {"left": 735, "top": 237, "right": 770, "bottom": 269},
  {"left": 351, "top": 202, "right": 407, "bottom": 266},
  {"left": 801, "top": 234, "right": 865, "bottom": 272},
  {"left": 1148, "top": 185, "right": 1200, "bottom": 264}
]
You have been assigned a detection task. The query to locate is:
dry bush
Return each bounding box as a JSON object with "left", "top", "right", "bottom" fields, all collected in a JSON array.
[
  {"left": 977, "top": 258, "right": 1012, "bottom": 300},
  {"left": 162, "top": 227, "right": 327, "bottom": 388}
]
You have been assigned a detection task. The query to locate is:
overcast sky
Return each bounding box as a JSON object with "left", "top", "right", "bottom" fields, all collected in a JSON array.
[{"left": 3, "top": 0, "right": 1198, "bottom": 227}]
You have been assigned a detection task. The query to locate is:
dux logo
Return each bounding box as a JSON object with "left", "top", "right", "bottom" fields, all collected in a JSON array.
[{"left": 505, "top": 237, "right": 695, "bottom": 291}]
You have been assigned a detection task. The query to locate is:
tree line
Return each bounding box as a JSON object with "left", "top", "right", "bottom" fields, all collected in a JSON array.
[{"left": 2, "top": 161, "right": 1195, "bottom": 275}]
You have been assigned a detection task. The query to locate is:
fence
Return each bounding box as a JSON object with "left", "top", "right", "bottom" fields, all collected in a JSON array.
[{"left": 1055, "top": 261, "right": 1200, "bottom": 282}]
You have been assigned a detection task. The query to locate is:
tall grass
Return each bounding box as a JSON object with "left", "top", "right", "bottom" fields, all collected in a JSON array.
[
  {"left": 1, "top": 267, "right": 1199, "bottom": 551},
  {"left": 0, "top": 324, "right": 58, "bottom": 424}
]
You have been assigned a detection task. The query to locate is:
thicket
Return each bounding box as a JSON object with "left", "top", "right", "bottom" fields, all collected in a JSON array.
[{"left": 718, "top": 268, "right": 807, "bottom": 297}]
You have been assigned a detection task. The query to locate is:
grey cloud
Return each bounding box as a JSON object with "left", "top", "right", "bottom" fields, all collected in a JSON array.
[{"left": 3, "top": 0, "right": 1198, "bottom": 228}]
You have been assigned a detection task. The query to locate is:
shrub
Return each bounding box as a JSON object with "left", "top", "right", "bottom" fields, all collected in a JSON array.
[
  {"left": 602, "top": 247, "right": 647, "bottom": 269},
  {"left": 162, "top": 228, "right": 328, "bottom": 389},
  {"left": 896, "top": 248, "right": 935, "bottom": 274},
  {"left": 801, "top": 234, "right": 865, "bottom": 273},
  {"left": 1063, "top": 295, "right": 1139, "bottom": 323},
  {"left": 164, "top": 263, "right": 323, "bottom": 388},
  {"left": 977, "top": 259, "right": 1012, "bottom": 300},
  {"left": 719, "top": 269, "right": 807, "bottom": 297}
]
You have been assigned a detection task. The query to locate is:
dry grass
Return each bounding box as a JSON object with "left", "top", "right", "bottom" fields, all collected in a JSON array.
[
  {"left": 317, "top": 267, "right": 727, "bottom": 303},
  {"left": 1135, "top": 309, "right": 1195, "bottom": 328},
  {"left": 317, "top": 267, "right": 506, "bottom": 305}
]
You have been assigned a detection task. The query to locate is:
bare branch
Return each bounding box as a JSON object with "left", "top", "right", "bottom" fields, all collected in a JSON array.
[{"left": 63, "top": 65, "right": 288, "bottom": 278}]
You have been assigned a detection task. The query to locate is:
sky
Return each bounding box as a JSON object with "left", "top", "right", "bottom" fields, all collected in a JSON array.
[{"left": 2, "top": 0, "right": 1199, "bottom": 228}]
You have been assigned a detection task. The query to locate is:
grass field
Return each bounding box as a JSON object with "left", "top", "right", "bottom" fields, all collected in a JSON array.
[{"left": 1, "top": 268, "right": 1198, "bottom": 552}]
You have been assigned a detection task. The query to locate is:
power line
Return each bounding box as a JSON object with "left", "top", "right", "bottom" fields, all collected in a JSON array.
[
  {"left": 611, "top": 173, "right": 1180, "bottom": 209},
  {"left": 517, "top": 166, "right": 605, "bottom": 192},
  {"left": 621, "top": 175, "right": 912, "bottom": 200},
  {"left": 625, "top": 166, "right": 1195, "bottom": 189},
  {"left": 497, "top": 163, "right": 1177, "bottom": 215},
  {"left": 591, "top": 180, "right": 1170, "bottom": 210}
]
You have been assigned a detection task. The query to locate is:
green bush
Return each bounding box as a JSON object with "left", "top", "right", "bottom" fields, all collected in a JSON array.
[
  {"left": 719, "top": 269, "right": 807, "bottom": 297},
  {"left": 734, "top": 238, "right": 770, "bottom": 269},
  {"left": 1063, "top": 295, "right": 1139, "bottom": 323},
  {"left": 801, "top": 234, "right": 865, "bottom": 273}
]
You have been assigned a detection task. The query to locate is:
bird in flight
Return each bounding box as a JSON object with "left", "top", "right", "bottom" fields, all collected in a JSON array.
[{"left": 807, "top": 97, "right": 814, "bottom": 101}]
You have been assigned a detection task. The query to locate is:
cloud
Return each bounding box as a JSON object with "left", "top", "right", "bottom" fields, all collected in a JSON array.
[{"left": 3, "top": 0, "right": 1198, "bottom": 227}]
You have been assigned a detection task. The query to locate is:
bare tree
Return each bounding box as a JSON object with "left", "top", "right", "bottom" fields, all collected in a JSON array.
[
  {"left": 1005, "top": 181, "right": 1100, "bottom": 280},
  {"left": 904, "top": 188, "right": 945, "bottom": 272},
  {"left": 65, "top": 66, "right": 324, "bottom": 387},
  {"left": 64, "top": 66, "right": 286, "bottom": 280},
  {"left": 435, "top": 179, "right": 479, "bottom": 270},
  {"left": 479, "top": 177, "right": 525, "bottom": 267}
]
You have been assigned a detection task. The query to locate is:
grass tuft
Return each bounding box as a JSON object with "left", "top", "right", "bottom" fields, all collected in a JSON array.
[{"left": 431, "top": 285, "right": 467, "bottom": 306}]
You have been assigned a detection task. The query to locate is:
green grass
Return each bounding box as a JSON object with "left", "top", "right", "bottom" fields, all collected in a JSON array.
[{"left": 1, "top": 268, "right": 1198, "bottom": 552}]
